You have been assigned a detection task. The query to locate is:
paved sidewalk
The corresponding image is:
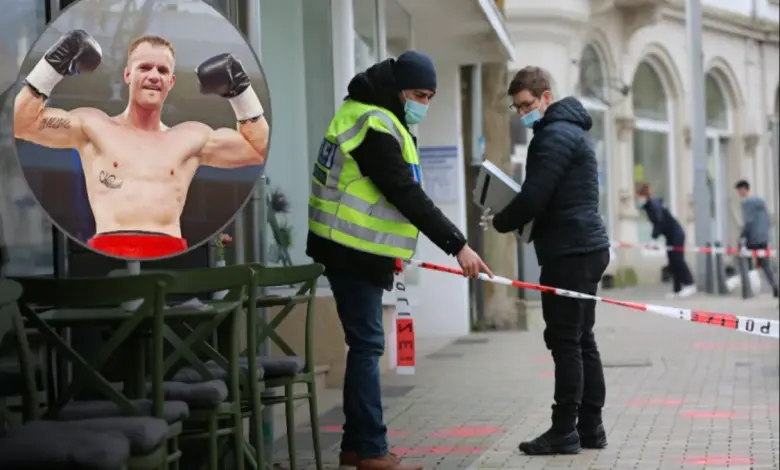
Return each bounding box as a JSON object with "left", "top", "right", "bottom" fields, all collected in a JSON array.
[{"left": 276, "top": 289, "right": 779, "bottom": 469}]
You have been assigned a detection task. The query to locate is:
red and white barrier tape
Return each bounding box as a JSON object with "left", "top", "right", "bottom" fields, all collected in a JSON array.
[
  {"left": 407, "top": 259, "right": 780, "bottom": 340},
  {"left": 610, "top": 241, "right": 777, "bottom": 258}
]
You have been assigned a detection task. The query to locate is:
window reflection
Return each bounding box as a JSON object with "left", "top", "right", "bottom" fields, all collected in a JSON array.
[
  {"left": 385, "top": 0, "right": 411, "bottom": 58},
  {"left": 260, "top": 0, "right": 334, "bottom": 266},
  {"left": 632, "top": 62, "right": 667, "bottom": 121},
  {"left": 1, "top": 0, "right": 53, "bottom": 276},
  {"left": 353, "top": 0, "right": 378, "bottom": 72}
]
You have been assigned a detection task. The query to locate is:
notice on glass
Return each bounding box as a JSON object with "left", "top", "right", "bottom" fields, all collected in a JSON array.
[{"left": 420, "top": 146, "right": 459, "bottom": 204}]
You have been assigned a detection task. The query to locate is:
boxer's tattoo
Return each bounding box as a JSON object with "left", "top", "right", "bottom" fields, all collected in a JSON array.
[
  {"left": 99, "top": 171, "right": 123, "bottom": 189},
  {"left": 38, "top": 117, "right": 71, "bottom": 130}
]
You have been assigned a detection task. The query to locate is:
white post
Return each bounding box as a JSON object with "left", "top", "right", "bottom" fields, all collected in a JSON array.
[{"left": 686, "top": 0, "right": 712, "bottom": 287}]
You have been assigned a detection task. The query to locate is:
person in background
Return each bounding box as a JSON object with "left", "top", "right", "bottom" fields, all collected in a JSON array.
[
  {"left": 635, "top": 182, "right": 696, "bottom": 298},
  {"left": 735, "top": 179, "right": 778, "bottom": 297}
]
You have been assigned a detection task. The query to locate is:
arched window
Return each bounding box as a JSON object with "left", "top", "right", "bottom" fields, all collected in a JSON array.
[
  {"left": 705, "top": 74, "right": 729, "bottom": 130},
  {"left": 632, "top": 61, "right": 673, "bottom": 242},
  {"left": 579, "top": 44, "right": 605, "bottom": 100},
  {"left": 704, "top": 72, "right": 731, "bottom": 242},
  {"left": 578, "top": 44, "right": 611, "bottom": 234}
]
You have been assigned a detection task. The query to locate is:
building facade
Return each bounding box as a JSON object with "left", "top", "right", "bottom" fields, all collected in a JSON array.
[{"left": 505, "top": 0, "right": 780, "bottom": 283}]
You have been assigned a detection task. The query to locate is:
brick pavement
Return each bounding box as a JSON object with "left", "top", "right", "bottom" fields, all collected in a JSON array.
[{"left": 276, "top": 289, "right": 779, "bottom": 469}]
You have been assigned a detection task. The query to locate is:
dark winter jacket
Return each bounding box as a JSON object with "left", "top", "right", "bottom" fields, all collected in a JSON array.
[
  {"left": 306, "top": 59, "right": 466, "bottom": 289},
  {"left": 492, "top": 96, "right": 609, "bottom": 266},
  {"left": 642, "top": 197, "right": 685, "bottom": 244}
]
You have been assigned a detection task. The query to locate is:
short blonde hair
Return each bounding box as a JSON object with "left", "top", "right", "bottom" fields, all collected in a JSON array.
[{"left": 127, "top": 35, "right": 176, "bottom": 61}]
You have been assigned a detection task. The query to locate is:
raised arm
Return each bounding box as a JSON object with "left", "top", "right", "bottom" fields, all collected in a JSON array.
[
  {"left": 13, "top": 29, "right": 102, "bottom": 149},
  {"left": 195, "top": 53, "right": 268, "bottom": 168},
  {"left": 199, "top": 118, "right": 269, "bottom": 168},
  {"left": 14, "top": 87, "right": 87, "bottom": 149}
]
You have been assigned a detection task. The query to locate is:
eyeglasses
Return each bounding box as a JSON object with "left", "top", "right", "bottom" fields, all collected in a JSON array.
[{"left": 509, "top": 100, "right": 538, "bottom": 113}]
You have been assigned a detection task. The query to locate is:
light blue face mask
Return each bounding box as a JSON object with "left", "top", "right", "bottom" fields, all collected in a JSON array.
[
  {"left": 636, "top": 198, "right": 647, "bottom": 209},
  {"left": 404, "top": 99, "right": 429, "bottom": 125},
  {"left": 520, "top": 108, "right": 542, "bottom": 129}
]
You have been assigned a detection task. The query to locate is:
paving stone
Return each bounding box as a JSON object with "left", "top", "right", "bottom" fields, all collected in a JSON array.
[{"left": 273, "top": 290, "right": 779, "bottom": 469}]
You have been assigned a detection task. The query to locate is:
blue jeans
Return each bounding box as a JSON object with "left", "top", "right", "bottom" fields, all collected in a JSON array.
[{"left": 328, "top": 274, "right": 388, "bottom": 458}]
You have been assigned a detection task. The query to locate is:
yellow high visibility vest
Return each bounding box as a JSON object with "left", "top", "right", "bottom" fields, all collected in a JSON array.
[{"left": 308, "top": 100, "right": 422, "bottom": 260}]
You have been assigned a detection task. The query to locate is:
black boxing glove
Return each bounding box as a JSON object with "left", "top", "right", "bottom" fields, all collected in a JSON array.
[
  {"left": 196, "top": 53, "right": 264, "bottom": 122},
  {"left": 25, "top": 29, "right": 102, "bottom": 98}
]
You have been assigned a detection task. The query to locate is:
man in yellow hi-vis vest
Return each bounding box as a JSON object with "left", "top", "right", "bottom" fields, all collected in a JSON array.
[{"left": 307, "top": 51, "right": 492, "bottom": 470}]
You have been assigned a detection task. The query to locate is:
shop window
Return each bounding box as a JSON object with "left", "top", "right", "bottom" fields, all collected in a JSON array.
[
  {"left": 1, "top": 0, "right": 52, "bottom": 276},
  {"left": 353, "top": 0, "right": 379, "bottom": 72},
  {"left": 633, "top": 62, "right": 668, "bottom": 121},
  {"left": 705, "top": 74, "right": 729, "bottom": 131},
  {"left": 578, "top": 44, "right": 611, "bottom": 234},
  {"left": 385, "top": 0, "right": 411, "bottom": 58},
  {"left": 632, "top": 60, "right": 672, "bottom": 242},
  {"left": 260, "top": 0, "right": 334, "bottom": 266}
]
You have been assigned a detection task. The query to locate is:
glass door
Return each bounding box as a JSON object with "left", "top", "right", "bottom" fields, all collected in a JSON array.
[{"left": 706, "top": 135, "right": 728, "bottom": 243}]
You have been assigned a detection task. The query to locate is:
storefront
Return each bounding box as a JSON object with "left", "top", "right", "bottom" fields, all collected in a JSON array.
[{"left": 1, "top": 0, "right": 516, "bottom": 379}]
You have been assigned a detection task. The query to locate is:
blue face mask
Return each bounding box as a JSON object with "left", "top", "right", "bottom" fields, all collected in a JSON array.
[
  {"left": 404, "top": 99, "right": 428, "bottom": 124},
  {"left": 520, "top": 108, "right": 542, "bottom": 129},
  {"left": 636, "top": 198, "right": 647, "bottom": 209}
]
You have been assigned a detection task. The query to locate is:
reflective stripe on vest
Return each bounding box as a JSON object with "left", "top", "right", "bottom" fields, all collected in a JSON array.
[{"left": 308, "top": 104, "right": 420, "bottom": 259}]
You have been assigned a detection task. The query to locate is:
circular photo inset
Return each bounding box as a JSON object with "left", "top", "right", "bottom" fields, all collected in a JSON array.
[{"left": 8, "top": 0, "right": 271, "bottom": 261}]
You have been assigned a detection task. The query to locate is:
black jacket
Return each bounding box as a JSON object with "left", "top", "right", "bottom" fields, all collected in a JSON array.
[
  {"left": 643, "top": 197, "right": 685, "bottom": 244},
  {"left": 492, "top": 96, "right": 609, "bottom": 266},
  {"left": 306, "top": 59, "right": 467, "bottom": 289}
]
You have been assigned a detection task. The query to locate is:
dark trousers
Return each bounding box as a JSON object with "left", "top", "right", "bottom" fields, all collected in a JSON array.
[
  {"left": 746, "top": 243, "right": 779, "bottom": 291},
  {"left": 328, "top": 274, "right": 388, "bottom": 459},
  {"left": 666, "top": 250, "right": 694, "bottom": 293},
  {"left": 539, "top": 249, "right": 610, "bottom": 432}
]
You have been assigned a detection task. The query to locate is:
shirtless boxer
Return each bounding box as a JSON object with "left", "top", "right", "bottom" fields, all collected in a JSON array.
[{"left": 13, "top": 30, "right": 269, "bottom": 259}]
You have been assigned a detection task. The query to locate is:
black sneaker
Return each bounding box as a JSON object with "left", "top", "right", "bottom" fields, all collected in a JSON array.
[
  {"left": 773, "top": 288, "right": 778, "bottom": 298},
  {"left": 518, "top": 428, "right": 581, "bottom": 455},
  {"left": 578, "top": 423, "right": 607, "bottom": 449}
]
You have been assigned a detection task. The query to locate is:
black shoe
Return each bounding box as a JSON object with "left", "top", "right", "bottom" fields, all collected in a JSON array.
[
  {"left": 518, "top": 428, "right": 581, "bottom": 455},
  {"left": 578, "top": 423, "right": 607, "bottom": 449},
  {"left": 773, "top": 288, "right": 778, "bottom": 298}
]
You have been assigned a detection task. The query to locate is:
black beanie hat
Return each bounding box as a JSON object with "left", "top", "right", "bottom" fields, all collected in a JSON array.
[{"left": 393, "top": 50, "right": 437, "bottom": 92}]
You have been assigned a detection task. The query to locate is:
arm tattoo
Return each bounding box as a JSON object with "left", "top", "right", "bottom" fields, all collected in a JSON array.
[
  {"left": 99, "top": 171, "right": 123, "bottom": 189},
  {"left": 38, "top": 117, "right": 71, "bottom": 130}
]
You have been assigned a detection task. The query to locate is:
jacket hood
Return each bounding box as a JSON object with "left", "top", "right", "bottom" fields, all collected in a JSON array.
[
  {"left": 346, "top": 59, "right": 407, "bottom": 128},
  {"left": 534, "top": 96, "right": 593, "bottom": 132}
]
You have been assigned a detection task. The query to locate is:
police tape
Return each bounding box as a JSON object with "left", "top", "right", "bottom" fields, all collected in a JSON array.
[
  {"left": 611, "top": 241, "right": 778, "bottom": 258},
  {"left": 407, "top": 259, "right": 780, "bottom": 340}
]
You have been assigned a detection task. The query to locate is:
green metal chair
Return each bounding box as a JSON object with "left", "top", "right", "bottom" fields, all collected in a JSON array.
[
  {"left": 245, "top": 263, "right": 326, "bottom": 470},
  {"left": 13, "top": 274, "right": 182, "bottom": 470},
  {"left": 0, "top": 278, "right": 133, "bottom": 469},
  {"left": 147, "top": 265, "right": 258, "bottom": 470}
]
